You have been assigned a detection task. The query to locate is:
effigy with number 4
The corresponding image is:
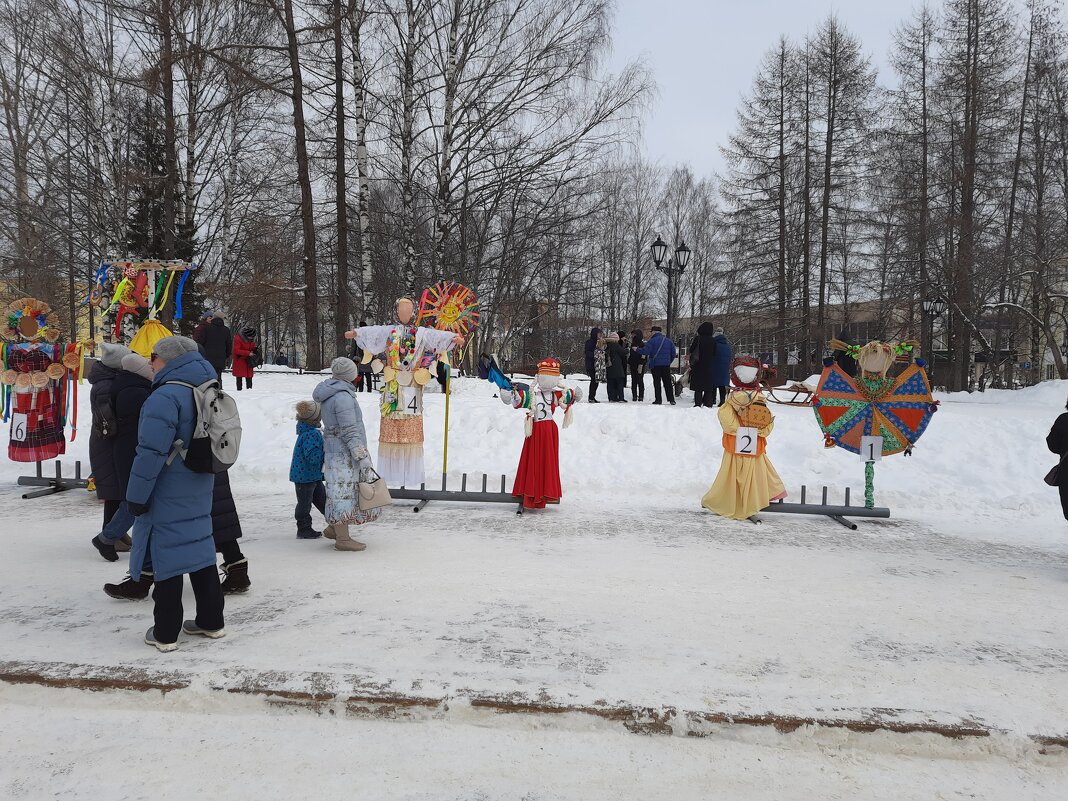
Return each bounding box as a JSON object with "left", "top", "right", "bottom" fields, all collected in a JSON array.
[{"left": 812, "top": 339, "right": 939, "bottom": 508}]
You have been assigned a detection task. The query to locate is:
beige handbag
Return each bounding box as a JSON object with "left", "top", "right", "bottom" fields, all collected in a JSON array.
[{"left": 358, "top": 467, "right": 393, "bottom": 511}]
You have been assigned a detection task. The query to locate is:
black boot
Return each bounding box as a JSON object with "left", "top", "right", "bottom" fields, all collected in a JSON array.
[
  {"left": 104, "top": 571, "right": 153, "bottom": 600},
  {"left": 91, "top": 535, "right": 118, "bottom": 562},
  {"left": 220, "top": 559, "right": 250, "bottom": 594}
]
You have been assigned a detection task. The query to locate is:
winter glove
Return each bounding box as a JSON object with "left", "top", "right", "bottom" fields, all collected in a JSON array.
[
  {"left": 128, "top": 502, "right": 149, "bottom": 517},
  {"left": 351, "top": 444, "right": 370, "bottom": 463}
]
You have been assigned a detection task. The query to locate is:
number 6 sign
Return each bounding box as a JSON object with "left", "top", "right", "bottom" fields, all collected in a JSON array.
[
  {"left": 11, "top": 412, "right": 28, "bottom": 443},
  {"left": 735, "top": 426, "right": 758, "bottom": 456},
  {"left": 860, "top": 435, "right": 883, "bottom": 462}
]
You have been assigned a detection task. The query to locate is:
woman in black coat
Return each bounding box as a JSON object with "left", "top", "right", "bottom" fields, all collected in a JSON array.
[
  {"left": 628, "top": 331, "right": 647, "bottom": 402},
  {"left": 688, "top": 321, "right": 719, "bottom": 408},
  {"left": 88, "top": 343, "right": 132, "bottom": 527},
  {"left": 605, "top": 333, "right": 628, "bottom": 402},
  {"left": 584, "top": 327, "right": 603, "bottom": 402},
  {"left": 1046, "top": 403, "right": 1068, "bottom": 521}
]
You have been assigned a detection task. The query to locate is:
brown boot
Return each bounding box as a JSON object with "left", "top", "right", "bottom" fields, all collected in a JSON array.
[
  {"left": 333, "top": 524, "right": 366, "bottom": 552},
  {"left": 114, "top": 534, "right": 133, "bottom": 553},
  {"left": 323, "top": 524, "right": 336, "bottom": 540}
]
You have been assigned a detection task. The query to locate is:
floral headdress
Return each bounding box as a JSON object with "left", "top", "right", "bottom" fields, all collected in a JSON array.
[{"left": 2, "top": 298, "right": 60, "bottom": 343}]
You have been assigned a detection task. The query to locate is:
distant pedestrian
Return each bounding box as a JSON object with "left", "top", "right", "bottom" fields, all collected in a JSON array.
[
  {"left": 629, "top": 330, "right": 646, "bottom": 401},
  {"left": 617, "top": 330, "right": 629, "bottom": 394},
  {"left": 640, "top": 326, "right": 678, "bottom": 405},
  {"left": 711, "top": 327, "right": 733, "bottom": 406},
  {"left": 688, "top": 322, "right": 718, "bottom": 408},
  {"left": 198, "top": 311, "right": 232, "bottom": 379},
  {"left": 232, "top": 326, "right": 259, "bottom": 390},
  {"left": 125, "top": 336, "right": 225, "bottom": 652},
  {"left": 350, "top": 320, "right": 376, "bottom": 393},
  {"left": 191, "top": 312, "right": 212, "bottom": 345},
  {"left": 605, "top": 332, "right": 628, "bottom": 402},
  {"left": 584, "top": 327, "right": 604, "bottom": 403},
  {"left": 291, "top": 400, "right": 327, "bottom": 539},
  {"left": 1047, "top": 400, "right": 1068, "bottom": 522},
  {"left": 275, "top": 350, "right": 288, "bottom": 367}
]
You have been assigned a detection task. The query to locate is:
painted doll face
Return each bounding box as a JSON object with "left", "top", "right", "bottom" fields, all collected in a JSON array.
[{"left": 396, "top": 300, "right": 415, "bottom": 325}]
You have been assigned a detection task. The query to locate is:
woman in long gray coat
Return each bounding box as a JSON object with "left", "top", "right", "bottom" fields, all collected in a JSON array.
[{"left": 312, "top": 357, "right": 382, "bottom": 551}]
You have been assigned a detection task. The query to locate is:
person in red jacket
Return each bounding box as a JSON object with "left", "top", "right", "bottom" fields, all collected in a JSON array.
[{"left": 232, "top": 326, "right": 259, "bottom": 391}]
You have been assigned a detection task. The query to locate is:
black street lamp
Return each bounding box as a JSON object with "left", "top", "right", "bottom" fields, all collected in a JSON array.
[
  {"left": 921, "top": 295, "right": 947, "bottom": 377},
  {"left": 651, "top": 236, "right": 690, "bottom": 341}
]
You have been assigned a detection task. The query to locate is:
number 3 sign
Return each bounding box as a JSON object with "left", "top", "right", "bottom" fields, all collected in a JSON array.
[
  {"left": 860, "top": 435, "right": 883, "bottom": 462},
  {"left": 735, "top": 426, "right": 758, "bottom": 456}
]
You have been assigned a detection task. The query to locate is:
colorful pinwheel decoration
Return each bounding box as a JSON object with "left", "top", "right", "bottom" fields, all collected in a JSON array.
[{"left": 812, "top": 340, "right": 939, "bottom": 508}]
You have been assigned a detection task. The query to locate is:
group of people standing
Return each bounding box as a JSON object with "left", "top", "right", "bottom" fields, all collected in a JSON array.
[
  {"left": 191, "top": 311, "right": 261, "bottom": 390},
  {"left": 583, "top": 322, "right": 733, "bottom": 407}
]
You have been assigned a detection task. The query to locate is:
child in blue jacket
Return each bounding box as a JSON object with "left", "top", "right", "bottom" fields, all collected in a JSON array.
[{"left": 291, "top": 400, "right": 328, "bottom": 538}]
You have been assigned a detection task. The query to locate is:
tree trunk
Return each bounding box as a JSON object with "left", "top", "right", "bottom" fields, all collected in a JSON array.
[
  {"left": 817, "top": 28, "right": 838, "bottom": 350},
  {"left": 349, "top": 2, "right": 372, "bottom": 319},
  {"left": 334, "top": 0, "right": 351, "bottom": 354},
  {"left": 776, "top": 42, "right": 788, "bottom": 375},
  {"left": 282, "top": 0, "right": 322, "bottom": 370}
]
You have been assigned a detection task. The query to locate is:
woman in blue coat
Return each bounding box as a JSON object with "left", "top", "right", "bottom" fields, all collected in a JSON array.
[
  {"left": 710, "top": 327, "right": 733, "bottom": 406},
  {"left": 126, "top": 336, "right": 225, "bottom": 652}
]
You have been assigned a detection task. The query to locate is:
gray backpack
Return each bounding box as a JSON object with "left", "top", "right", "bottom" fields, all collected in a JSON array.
[{"left": 164, "top": 379, "right": 242, "bottom": 473}]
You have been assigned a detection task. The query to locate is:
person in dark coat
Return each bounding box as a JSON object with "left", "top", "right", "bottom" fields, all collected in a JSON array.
[
  {"left": 197, "top": 312, "right": 232, "bottom": 379},
  {"left": 88, "top": 343, "right": 132, "bottom": 535},
  {"left": 584, "top": 327, "right": 603, "bottom": 402},
  {"left": 124, "top": 336, "right": 225, "bottom": 651},
  {"left": 1047, "top": 402, "right": 1068, "bottom": 521},
  {"left": 605, "top": 332, "right": 628, "bottom": 402},
  {"left": 349, "top": 321, "right": 375, "bottom": 393},
  {"left": 688, "top": 322, "right": 720, "bottom": 408},
  {"left": 710, "top": 327, "right": 733, "bottom": 406},
  {"left": 628, "top": 331, "right": 647, "bottom": 401},
  {"left": 191, "top": 312, "right": 212, "bottom": 345},
  {"left": 833, "top": 329, "right": 858, "bottom": 377},
  {"left": 92, "top": 353, "right": 153, "bottom": 562}
]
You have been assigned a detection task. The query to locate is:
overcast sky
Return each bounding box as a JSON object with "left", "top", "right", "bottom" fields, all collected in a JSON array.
[{"left": 608, "top": 0, "right": 910, "bottom": 179}]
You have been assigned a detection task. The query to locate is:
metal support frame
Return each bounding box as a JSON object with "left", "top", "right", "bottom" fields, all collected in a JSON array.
[
  {"left": 390, "top": 472, "right": 524, "bottom": 515},
  {"left": 17, "top": 460, "right": 90, "bottom": 499},
  {"left": 758, "top": 484, "right": 890, "bottom": 529}
]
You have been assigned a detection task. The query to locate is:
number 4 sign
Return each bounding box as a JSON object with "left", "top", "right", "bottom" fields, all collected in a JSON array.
[
  {"left": 735, "top": 426, "right": 758, "bottom": 456},
  {"left": 860, "top": 435, "right": 883, "bottom": 462},
  {"left": 399, "top": 386, "right": 423, "bottom": 416}
]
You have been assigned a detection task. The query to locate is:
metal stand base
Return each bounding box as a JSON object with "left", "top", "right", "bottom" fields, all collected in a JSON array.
[
  {"left": 760, "top": 485, "right": 889, "bottom": 529},
  {"left": 17, "top": 461, "right": 90, "bottom": 499},
  {"left": 391, "top": 473, "right": 524, "bottom": 515}
]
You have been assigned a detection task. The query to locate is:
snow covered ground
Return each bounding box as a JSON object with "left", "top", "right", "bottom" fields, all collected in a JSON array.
[{"left": 1, "top": 371, "right": 1067, "bottom": 798}]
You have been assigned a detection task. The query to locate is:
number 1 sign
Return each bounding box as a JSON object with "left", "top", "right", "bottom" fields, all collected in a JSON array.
[{"left": 860, "top": 435, "right": 883, "bottom": 462}]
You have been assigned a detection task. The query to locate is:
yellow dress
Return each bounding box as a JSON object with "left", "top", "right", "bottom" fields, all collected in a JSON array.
[{"left": 701, "top": 391, "right": 787, "bottom": 520}]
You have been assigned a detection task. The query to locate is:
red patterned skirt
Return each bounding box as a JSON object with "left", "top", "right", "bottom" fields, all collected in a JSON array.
[
  {"left": 512, "top": 419, "right": 562, "bottom": 509},
  {"left": 8, "top": 389, "right": 65, "bottom": 463}
]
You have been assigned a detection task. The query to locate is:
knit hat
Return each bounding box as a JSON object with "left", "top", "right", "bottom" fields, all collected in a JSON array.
[
  {"left": 121, "top": 353, "right": 154, "bottom": 382},
  {"left": 714, "top": 327, "right": 724, "bottom": 336},
  {"left": 606, "top": 332, "right": 619, "bottom": 342},
  {"left": 98, "top": 342, "right": 132, "bottom": 369},
  {"left": 295, "top": 399, "right": 321, "bottom": 424},
  {"left": 213, "top": 311, "right": 224, "bottom": 320},
  {"left": 241, "top": 326, "right": 255, "bottom": 339},
  {"left": 331, "top": 356, "right": 359, "bottom": 382},
  {"left": 154, "top": 335, "right": 200, "bottom": 363}
]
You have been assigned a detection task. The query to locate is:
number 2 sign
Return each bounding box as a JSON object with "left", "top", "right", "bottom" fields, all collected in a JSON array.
[
  {"left": 735, "top": 426, "right": 758, "bottom": 456},
  {"left": 860, "top": 435, "right": 883, "bottom": 462}
]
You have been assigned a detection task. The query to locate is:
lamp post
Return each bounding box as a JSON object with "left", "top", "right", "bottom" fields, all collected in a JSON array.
[
  {"left": 922, "top": 294, "right": 947, "bottom": 380},
  {"left": 651, "top": 235, "right": 691, "bottom": 342}
]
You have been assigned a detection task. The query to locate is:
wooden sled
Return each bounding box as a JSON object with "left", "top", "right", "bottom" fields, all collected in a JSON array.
[{"left": 764, "top": 381, "right": 816, "bottom": 407}]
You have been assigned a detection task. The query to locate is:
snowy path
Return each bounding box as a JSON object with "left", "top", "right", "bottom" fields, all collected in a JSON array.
[{"left": 1, "top": 683, "right": 1064, "bottom": 801}]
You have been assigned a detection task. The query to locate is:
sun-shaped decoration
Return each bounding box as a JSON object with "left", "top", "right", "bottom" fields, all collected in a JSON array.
[{"left": 418, "top": 281, "right": 480, "bottom": 335}]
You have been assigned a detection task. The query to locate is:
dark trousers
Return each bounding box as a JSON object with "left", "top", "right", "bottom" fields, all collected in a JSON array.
[
  {"left": 236, "top": 375, "right": 252, "bottom": 391},
  {"left": 693, "top": 388, "right": 716, "bottom": 408},
  {"left": 651, "top": 366, "right": 675, "bottom": 404},
  {"left": 152, "top": 564, "right": 225, "bottom": 644},
  {"left": 103, "top": 499, "right": 121, "bottom": 527},
  {"left": 588, "top": 379, "right": 599, "bottom": 401},
  {"left": 630, "top": 368, "right": 645, "bottom": 400},
  {"left": 359, "top": 372, "right": 375, "bottom": 392},
  {"left": 295, "top": 481, "right": 327, "bottom": 531},
  {"left": 218, "top": 540, "right": 244, "bottom": 565},
  {"left": 715, "top": 385, "right": 728, "bottom": 406},
  {"left": 607, "top": 377, "right": 625, "bottom": 402}
]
